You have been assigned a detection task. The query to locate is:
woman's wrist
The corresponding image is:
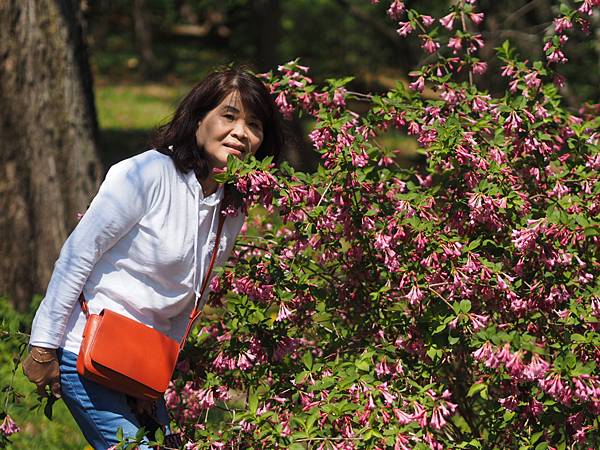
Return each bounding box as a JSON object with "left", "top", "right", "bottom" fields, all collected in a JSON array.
[{"left": 29, "top": 346, "right": 58, "bottom": 363}]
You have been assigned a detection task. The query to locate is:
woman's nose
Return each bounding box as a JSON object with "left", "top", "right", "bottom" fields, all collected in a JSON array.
[{"left": 231, "top": 121, "right": 248, "bottom": 140}]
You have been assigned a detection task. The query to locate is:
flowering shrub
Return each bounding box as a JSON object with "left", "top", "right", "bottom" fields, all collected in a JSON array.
[{"left": 158, "top": 1, "right": 600, "bottom": 449}]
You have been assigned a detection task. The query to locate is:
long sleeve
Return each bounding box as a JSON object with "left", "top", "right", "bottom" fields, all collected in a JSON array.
[{"left": 29, "top": 157, "right": 160, "bottom": 348}]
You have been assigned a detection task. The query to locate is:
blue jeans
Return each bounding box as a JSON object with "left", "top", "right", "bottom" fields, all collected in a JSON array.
[{"left": 58, "top": 348, "right": 170, "bottom": 450}]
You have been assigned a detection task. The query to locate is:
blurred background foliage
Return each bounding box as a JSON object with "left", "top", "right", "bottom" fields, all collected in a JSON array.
[{"left": 87, "top": 0, "right": 599, "bottom": 169}]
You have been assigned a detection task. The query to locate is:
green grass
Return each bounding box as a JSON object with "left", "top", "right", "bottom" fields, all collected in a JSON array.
[
  {"left": 95, "top": 83, "right": 189, "bottom": 167},
  {"left": 95, "top": 83, "right": 187, "bottom": 130},
  {"left": 1, "top": 368, "right": 90, "bottom": 450},
  {"left": 0, "top": 298, "right": 89, "bottom": 449}
]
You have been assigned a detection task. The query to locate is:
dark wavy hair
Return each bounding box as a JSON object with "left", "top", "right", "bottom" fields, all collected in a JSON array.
[{"left": 151, "top": 66, "right": 283, "bottom": 180}]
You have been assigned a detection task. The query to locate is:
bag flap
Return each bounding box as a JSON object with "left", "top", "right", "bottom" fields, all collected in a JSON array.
[{"left": 88, "top": 309, "right": 180, "bottom": 393}]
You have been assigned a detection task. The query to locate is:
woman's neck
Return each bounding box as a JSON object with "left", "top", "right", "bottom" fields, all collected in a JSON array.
[{"left": 198, "top": 174, "right": 219, "bottom": 197}]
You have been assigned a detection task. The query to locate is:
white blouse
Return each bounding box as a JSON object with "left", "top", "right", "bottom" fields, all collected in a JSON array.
[{"left": 29, "top": 149, "right": 244, "bottom": 354}]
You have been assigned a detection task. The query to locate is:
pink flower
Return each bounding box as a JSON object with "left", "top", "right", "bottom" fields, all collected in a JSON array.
[
  {"left": 377, "top": 382, "right": 397, "bottom": 405},
  {"left": 504, "top": 110, "right": 523, "bottom": 133},
  {"left": 524, "top": 72, "right": 541, "bottom": 90},
  {"left": 472, "top": 61, "right": 487, "bottom": 75},
  {"left": 411, "top": 402, "right": 428, "bottom": 426},
  {"left": 405, "top": 284, "right": 424, "bottom": 305},
  {"left": 275, "top": 91, "right": 294, "bottom": 120},
  {"left": 553, "top": 17, "right": 572, "bottom": 33},
  {"left": 276, "top": 302, "right": 294, "bottom": 321},
  {"left": 332, "top": 88, "right": 347, "bottom": 107},
  {"left": 396, "top": 21, "right": 413, "bottom": 37},
  {"left": 429, "top": 407, "right": 447, "bottom": 429},
  {"left": 421, "top": 15, "right": 435, "bottom": 27},
  {"left": 0, "top": 415, "right": 20, "bottom": 436},
  {"left": 469, "top": 12, "right": 484, "bottom": 24},
  {"left": 578, "top": 0, "right": 595, "bottom": 15},
  {"left": 409, "top": 76, "right": 425, "bottom": 92},
  {"left": 547, "top": 48, "right": 568, "bottom": 64},
  {"left": 501, "top": 65, "right": 515, "bottom": 77},
  {"left": 309, "top": 127, "right": 332, "bottom": 149},
  {"left": 511, "top": 218, "right": 546, "bottom": 252},
  {"left": 468, "top": 313, "right": 489, "bottom": 331},
  {"left": 448, "top": 36, "right": 462, "bottom": 53},
  {"left": 387, "top": 0, "right": 405, "bottom": 20},
  {"left": 439, "top": 12, "right": 456, "bottom": 30},
  {"left": 472, "top": 341, "right": 493, "bottom": 361},
  {"left": 526, "top": 398, "right": 544, "bottom": 416},
  {"left": 375, "top": 358, "right": 392, "bottom": 377},
  {"left": 421, "top": 37, "right": 440, "bottom": 54},
  {"left": 393, "top": 408, "right": 413, "bottom": 425},
  {"left": 523, "top": 353, "right": 550, "bottom": 381}
]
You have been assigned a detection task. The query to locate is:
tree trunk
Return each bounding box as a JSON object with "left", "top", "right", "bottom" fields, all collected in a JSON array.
[
  {"left": 0, "top": 0, "right": 102, "bottom": 311},
  {"left": 249, "top": 0, "right": 282, "bottom": 72},
  {"left": 133, "top": 0, "right": 158, "bottom": 78}
]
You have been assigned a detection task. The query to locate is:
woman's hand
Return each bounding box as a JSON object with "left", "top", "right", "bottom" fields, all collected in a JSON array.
[{"left": 22, "top": 346, "right": 61, "bottom": 398}]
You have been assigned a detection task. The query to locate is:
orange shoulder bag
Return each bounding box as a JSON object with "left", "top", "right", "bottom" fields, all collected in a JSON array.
[{"left": 76, "top": 213, "right": 225, "bottom": 399}]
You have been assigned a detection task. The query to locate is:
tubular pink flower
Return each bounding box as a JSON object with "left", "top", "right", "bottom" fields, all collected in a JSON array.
[
  {"left": 405, "top": 284, "right": 424, "bottom": 305},
  {"left": 429, "top": 407, "right": 447, "bottom": 429},
  {"left": 411, "top": 402, "right": 428, "bottom": 426},
  {"left": 472, "top": 341, "right": 493, "bottom": 361},
  {"left": 396, "top": 21, "right": 414, "bottom": 37},
  {"left": 524, "top": 72, "right": 541, "bottom": 90},
  {"left": 472, "top": 62, "right": 487, "bottom": 75},
  {"left": 469, "top": 12, "right": 484, "bottom": 24},
  {"left": 0, "top": 415, "right": 20, "bottom": 436},
  {"left": 469, "top": 313, "right": 489, "bottom": 331},
  {"left": 377, "top": 382, "right": 397, "bottom": 405},
  {"left": 523, "top": 353, "right": 550, "bottom": 381},
  {"left": 387, "top": 0, "right": 405, "bottom": 20},
  {"left": 421, "top": 37, "right": 440, "bottom": 54},
  {"left": 553, "top": 17, "right": 572, "bottom": 33},
  {"left": 421, "top": 15, "right": 435, "bottom": 27},
  {"left": 439, "top": 12, "right": 456, "bottom": 30},
  {"left": 393, "top": 408, "right": 413, "bottom": 425},
  {"left": 275, "top": 91, "right": 294, "bottom": 119},
  {"left": 409, "top": 76, "right": 425, "bottom": 92},
  {"left": 276, "top": 302, "right": 294, "bottom": 321},
  {"left": 448, "top": 36, "right": 462, "bottom": 53},
  {"left": 375, "top": 357, "right": 392, "bottom": 377}
]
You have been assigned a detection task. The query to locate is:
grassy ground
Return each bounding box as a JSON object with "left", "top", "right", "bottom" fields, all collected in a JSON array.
[
  {"left": 95, "top": 82, "right": 191, "bottom": 167},
  {"left": 0, "top": 298, "right": 89, "bottom": 449}
]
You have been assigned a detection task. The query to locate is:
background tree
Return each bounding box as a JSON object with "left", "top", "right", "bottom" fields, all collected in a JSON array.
[{"left": 0, "top": 0, "right": 102, "bottom": 311}]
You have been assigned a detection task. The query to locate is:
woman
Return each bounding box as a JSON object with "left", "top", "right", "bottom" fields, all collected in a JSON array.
[{"left": 22, "top": 67, "right": 283, "bottom": 449}]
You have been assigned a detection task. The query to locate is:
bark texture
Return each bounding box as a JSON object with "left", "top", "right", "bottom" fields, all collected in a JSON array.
[{"left": 0, "top": 0, "right": 102, "bottom": 310}]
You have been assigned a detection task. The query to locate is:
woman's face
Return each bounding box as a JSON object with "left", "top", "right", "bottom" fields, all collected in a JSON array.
[{"left": 195, "top": 91, "right": 264, "bottom": 171}]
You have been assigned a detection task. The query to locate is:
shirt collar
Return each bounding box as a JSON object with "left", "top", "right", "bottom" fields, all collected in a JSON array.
[{"left": 184, "top": 170, "right": 224, "bottom": 205}]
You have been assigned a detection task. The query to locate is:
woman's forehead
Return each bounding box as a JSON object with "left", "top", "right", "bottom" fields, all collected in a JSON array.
[{"left": 217, "top": 91, "right": 260, "bottom": 119}]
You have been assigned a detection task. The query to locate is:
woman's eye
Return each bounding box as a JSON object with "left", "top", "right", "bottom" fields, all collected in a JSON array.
[{"left": 223, "top": 114, "right": 235, "bottom": 120}]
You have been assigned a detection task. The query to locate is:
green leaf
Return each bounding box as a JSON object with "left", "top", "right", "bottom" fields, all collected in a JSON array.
[
  {"left": 467, "top": 383, "right": 486, "bottom": 398},
  {"left": 302, "top": 351, "right": 313, "bottom": 370},
  {"left": 135, "top": 427, "right": 145, "bottom": 441},
  {"left": 116, "top": 427, "right": 124, "bottom": 442},
  {"left": 355, "top": 359, "right": 370, "bottom": 371},
  {"left": 154, "top": 427, "right": 164, "bottom": 445},
  {"left": 460, "top": 300, "right": 472, "bottom": 313},
  {"left": 43, "top": 396, "right": 56, "bottom": 421},
  {"left": 248, "top": 388, "right": 258, "bottom": 414}
]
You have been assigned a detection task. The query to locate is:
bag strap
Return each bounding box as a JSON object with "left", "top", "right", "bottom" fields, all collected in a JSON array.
[
  {"left": 179, "top": 212, "right": 225, "bottom": 350},
  {"left": 78, "top": 197, "right": 229, "bottom": 351}
]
